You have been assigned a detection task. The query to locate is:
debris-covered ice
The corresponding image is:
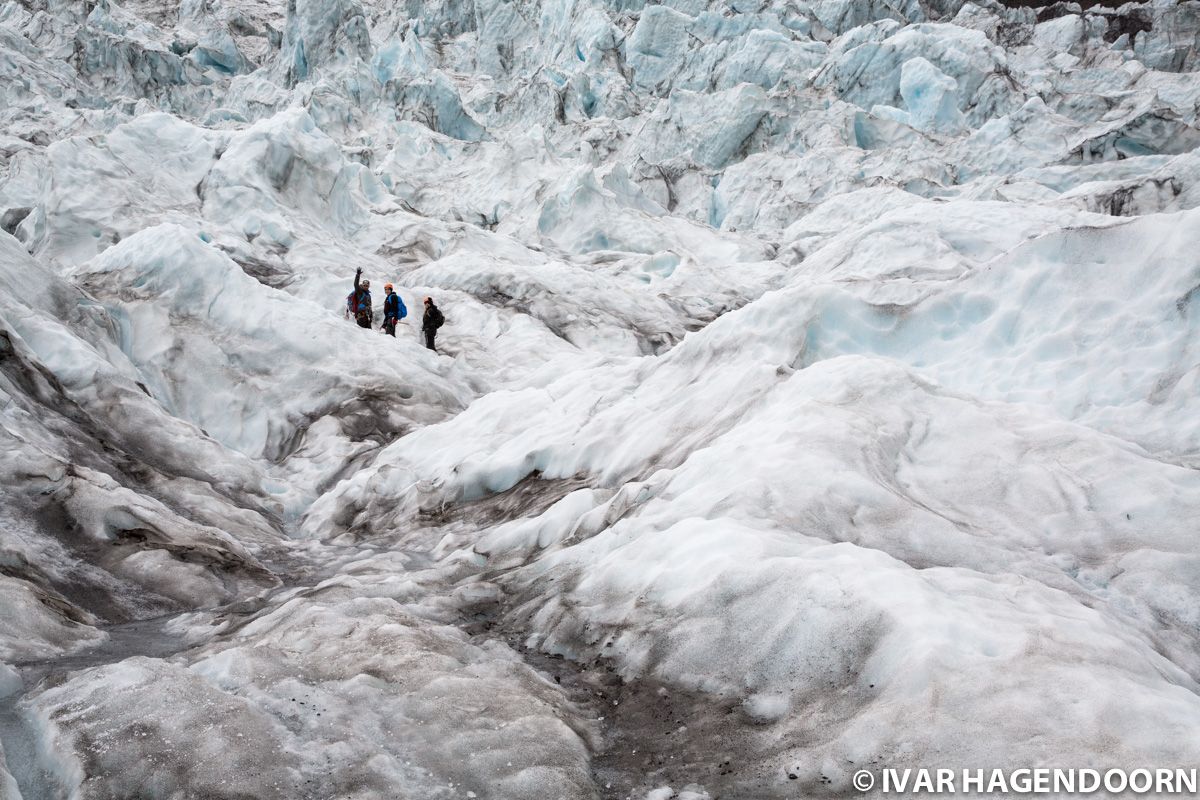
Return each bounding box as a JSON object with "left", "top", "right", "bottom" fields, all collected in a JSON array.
[{"left": 2, "top": 0, "right": 1199, "bottom": 796}]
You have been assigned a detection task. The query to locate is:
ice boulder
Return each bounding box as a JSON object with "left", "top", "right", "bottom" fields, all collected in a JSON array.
[
  {"left": 279, "top": 0, "right": 372, "bottom": 86},
  {"left": 871, "top": 56, "right": 967, "bottom": 135},
  {"left": 626, "top": 6, "right": 694, "bottom": 94},
  {"left": 815, "top": 23, "right": 1021, "bottom": 129},
  {"left": 630, "top": 84, "right": 768, "bottom": 170}
]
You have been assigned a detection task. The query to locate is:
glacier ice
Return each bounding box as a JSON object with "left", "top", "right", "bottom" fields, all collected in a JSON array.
[{"left": 2, "top": 0, "right": 1200, "bottom": 796}]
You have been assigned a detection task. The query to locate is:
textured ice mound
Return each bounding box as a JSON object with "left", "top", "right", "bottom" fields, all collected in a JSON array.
[{"left": 2, "top": 0, "right": 1200, "bottom": 795}]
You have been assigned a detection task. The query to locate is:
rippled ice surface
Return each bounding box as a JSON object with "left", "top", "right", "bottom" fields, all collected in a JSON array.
[{"left": 1, "top": 0, "right": 1200, "bottom": 796}]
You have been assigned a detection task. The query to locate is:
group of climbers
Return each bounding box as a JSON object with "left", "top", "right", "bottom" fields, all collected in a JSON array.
[{"left": 346, "top": 268, "right": 444, "bottom": 351}]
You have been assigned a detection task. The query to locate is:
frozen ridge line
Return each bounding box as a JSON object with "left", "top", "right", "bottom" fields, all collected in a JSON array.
[{"left": 1, "top": 0, "right": 1199, "bottom": 796}]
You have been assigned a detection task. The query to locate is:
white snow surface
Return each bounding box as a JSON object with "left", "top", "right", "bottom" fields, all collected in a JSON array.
[{"left": 2, "top": 0, "right": 1200, "bottom": 796}]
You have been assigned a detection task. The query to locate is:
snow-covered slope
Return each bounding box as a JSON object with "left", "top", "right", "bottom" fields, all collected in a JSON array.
[{"left": 1, "top": 0, "right": 1199, "bottom": 796}]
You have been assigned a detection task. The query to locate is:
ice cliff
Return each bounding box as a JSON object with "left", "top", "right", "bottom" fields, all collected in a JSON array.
[{"left": 1, "top": 0, "right": 1199, "bottom": 796}]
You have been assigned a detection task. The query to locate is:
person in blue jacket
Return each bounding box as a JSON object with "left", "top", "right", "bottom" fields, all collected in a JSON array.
[
  {"left": 346, "top": 268, "right": 372, "bottom": 329},
  {"left": 381, "top": 283, "right": 406, "bottom": 336}
]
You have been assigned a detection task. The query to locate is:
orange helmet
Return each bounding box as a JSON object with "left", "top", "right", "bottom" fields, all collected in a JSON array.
[{"left": 384, "top": 282, "right": 394, "bottom": 290}]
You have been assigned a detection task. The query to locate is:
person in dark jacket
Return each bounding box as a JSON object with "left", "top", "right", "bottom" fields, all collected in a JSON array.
[
  {"left": 381, "top": 283, "right": 406, "bottom": 336},
  {"left": 421, "top": 296, "right": 444, "bottom": 351},
  {"left": 346, "top": 268, "right": 372, "bottom": 328}
]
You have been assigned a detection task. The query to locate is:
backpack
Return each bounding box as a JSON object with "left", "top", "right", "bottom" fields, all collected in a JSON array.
[
  {"left": 430, "top": 306, "right": 445, "bottom": 329},
  {"left": 385, "top": 293, "right": 406, "bottom": 320},
  {"left": 347, "top": 289, "right": 371, "bottom": 323}
]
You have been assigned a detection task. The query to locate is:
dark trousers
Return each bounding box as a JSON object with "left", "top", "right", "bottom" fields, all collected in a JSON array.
[
  {"left": 383, "top": 319, "right": 396, "bottom": 336},
  {"left": 423, "top": 328, "right": 436, "bottom": 351},
  {"left": 356, "top": 316, "right": 371, "bottom": 329}
]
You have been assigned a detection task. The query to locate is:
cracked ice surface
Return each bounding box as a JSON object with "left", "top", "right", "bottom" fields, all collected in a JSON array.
[{"left": 1, "top": 0, "right": 1200, "bottom": 796}]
